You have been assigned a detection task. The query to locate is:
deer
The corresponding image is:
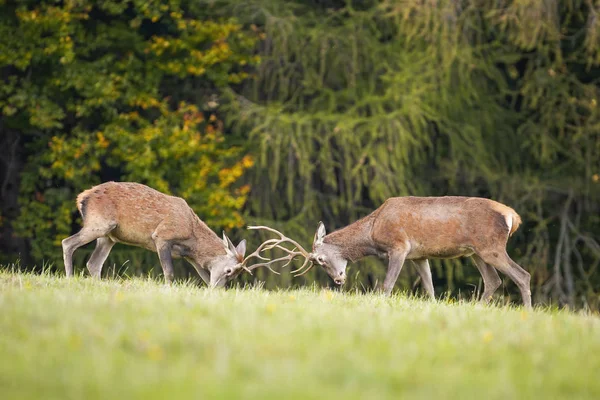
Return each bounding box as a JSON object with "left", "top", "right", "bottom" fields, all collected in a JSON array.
[
  {"left": 248, "top": 196, "right": 532, "bottom": 308},
  {"left": 62, "top": 181, "right": 280, "bottom": 287}
]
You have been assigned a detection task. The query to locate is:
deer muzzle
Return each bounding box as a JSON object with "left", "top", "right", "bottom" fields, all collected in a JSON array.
[{"left": 334, "top": 272, "right": 346, "bottom": 285}]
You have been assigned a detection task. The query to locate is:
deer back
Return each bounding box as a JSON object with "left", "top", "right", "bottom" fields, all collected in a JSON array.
[
  {"left": 371, "top": 196, "right": 519, "bottom": 255},
  {"left": 77, "top": 182, "right": 223, "bottom": 254}
]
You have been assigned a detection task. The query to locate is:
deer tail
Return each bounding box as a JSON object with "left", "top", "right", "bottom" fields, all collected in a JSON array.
[
  {"left": 76, "top": 189, "right": 94, "bottom": 220},
  {"left": 509, "top": 211, "right": 522, "bottom": 237}
]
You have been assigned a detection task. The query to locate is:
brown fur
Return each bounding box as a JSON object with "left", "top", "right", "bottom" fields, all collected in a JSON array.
[
  {"left": 76, "top": 182, "right": 224, "bottom": 258},
  {"left": 317, "top": 196, "right": 532, "bottom": 307},
  {"left": 326, "top": 196, "right": 521, "bottom": 260},
  {"left": 323, "top": 210, "right": 380, "bottom": 262},
  {"left": 62, "top": 182, "right": 244, "bottom": 285}
]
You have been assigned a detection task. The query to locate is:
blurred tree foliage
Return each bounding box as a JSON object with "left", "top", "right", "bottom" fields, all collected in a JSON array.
[
  {"left": 0, "top": 0, "right": 259, "bottom": 262},
  {"left": 219, "top": 0, "right": 600, "bottom": 308},
  {"left": 1, "top": 0, "right": 599, "bottom": 309}
]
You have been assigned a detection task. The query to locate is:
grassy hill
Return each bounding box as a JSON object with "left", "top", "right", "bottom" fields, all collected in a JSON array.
[{"left": 0, "top": 270, "right": 598, "bottom": 399}]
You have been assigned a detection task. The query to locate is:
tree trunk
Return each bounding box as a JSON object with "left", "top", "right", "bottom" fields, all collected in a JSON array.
[{"left": 0, "top": 128, "right": 29, "bottom": 266}]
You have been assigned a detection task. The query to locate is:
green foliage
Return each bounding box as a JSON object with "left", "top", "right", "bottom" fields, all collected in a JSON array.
[
  {"left": 2, "top": 271, "right": 600, "bottom": 399},
  {"left": 0, "top": 0, "right": 260, "bottom": 261},
  {"left": 218, "top": 0, "right": 600, "bottom": 306}
]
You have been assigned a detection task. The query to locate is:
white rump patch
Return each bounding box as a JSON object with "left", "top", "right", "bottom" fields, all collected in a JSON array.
[{"left": 505, "top": 214, "right": 512, "bottom": 233}]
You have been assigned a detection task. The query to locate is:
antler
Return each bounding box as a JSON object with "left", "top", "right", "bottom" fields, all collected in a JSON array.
[{"left": 243, "top": 226, "right": 314, "bottom": 276}]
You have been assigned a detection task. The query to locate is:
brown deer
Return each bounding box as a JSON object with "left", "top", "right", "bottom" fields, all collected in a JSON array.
[
  {"left": 249, "top": 196, "right": 531, "bottom": 308},
  {"left": 62, "top": 182, "right": 276, "bottom": 287}
]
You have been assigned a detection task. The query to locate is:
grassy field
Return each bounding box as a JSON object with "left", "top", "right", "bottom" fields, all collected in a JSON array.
[{"left": 0, "top": 270, "right": 599, "bottom": 400}]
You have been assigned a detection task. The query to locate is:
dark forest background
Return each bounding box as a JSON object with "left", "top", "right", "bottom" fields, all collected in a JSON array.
[{"left": 1, "top": 0, "right": 599, "bottom": 309}]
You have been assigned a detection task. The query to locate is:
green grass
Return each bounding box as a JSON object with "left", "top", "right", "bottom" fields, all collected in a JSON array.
[{"left": 1, "top": 271, "right": 599, "bottom": 400}]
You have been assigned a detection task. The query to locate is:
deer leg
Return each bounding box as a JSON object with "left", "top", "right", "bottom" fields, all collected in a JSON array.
[
  {"left": 86, "top": 237, "right": 115, "bottom": 279},
  {"left": 154, "top": 239, "right": 175, "bottom": 284},
  {"left": 507, "top": 257, "right": 532, "bottom": 309},
  {"left": 197, "top": 268, "right": 210, "bottom": 286},
  {"left": 411, "top": 259, "right": 435, "bottom": 299},
  {"left": 471, "top": 254, "right": 502, "bottom": 303},
  {"left": 478, "top": 250, "right": 531, "bottom": 309},
  {"left": 383, "top": 248, "right": 409, "bottom": 296},
  {"left": 62, "top": 223, "right": 115, "bottom": 277}
]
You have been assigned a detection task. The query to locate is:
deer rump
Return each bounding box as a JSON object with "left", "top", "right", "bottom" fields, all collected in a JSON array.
[
  {"left": 371, "top": 196, "right": 522, "bottom": 260},
  {"left": 76, "top": 182, "right": 196, "bottom": 252}
]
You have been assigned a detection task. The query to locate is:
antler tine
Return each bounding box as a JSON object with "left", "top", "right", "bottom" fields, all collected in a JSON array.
[
  {"left": 264, "top": 244, "right": 298, "bottom": 255},
  {"left": 293, "top": 261, "right": 315, "bottom": 277},
  {"left": 248, "top": 250, "right": 306, "bottom": 275},
  {"left": 247, "top": 226, "right": 312, "bottom": 258},
  {"left": 291, "top": 257, "right": 314, "bottom": 277},
  {"left": 242, "top": 225, "right": 314, "bottom": 274},
  {"left": 247, "top": 250, "right": 307, "bottom": 274},
  {"left": 241, "top": 237, "right": 283, "bottom": 265}
]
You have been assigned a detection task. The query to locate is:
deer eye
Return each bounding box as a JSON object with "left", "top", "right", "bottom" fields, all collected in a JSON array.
[
  {"left": 317, "top": 256, "right": 326, "bottom": 264},
  {"left": 225, "top": 267, "right": 233, "bottom": 276}
]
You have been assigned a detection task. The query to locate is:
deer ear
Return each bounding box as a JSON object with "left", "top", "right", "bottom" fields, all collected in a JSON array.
[
  {"left": 226, "top": 235, "right": 237, "bottom": 253},
  {"left": 222, "top": 232, "right": 235, "bottom": 256},
  {"left": 313, "top": 221, "right": 326, "bottom": 248},
  {"left": 222, "top": 231, "right": 229, "bottom": 247},
  {"left": 236, "top": 239, "right": 247, "bottom": 259}
]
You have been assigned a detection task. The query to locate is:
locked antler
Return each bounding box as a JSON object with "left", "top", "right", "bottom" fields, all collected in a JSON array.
[{"left": 242, "top": 226, "right": 314, "bottom": 276}]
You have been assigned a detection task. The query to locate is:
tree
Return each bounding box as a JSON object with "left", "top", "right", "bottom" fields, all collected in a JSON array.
[
  {"left": 221, "top": 0, "right": 600, "bottom": 306},
  {"left": 0, "top": 0, "right": 260, "bottom": 265}
]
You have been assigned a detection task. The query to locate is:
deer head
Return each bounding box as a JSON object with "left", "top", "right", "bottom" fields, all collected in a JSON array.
[
  {"left": 243, "top": 223, "right": 346, "bottom": 285},
  {"left": 210, "top": 229, "right": 310, "bottom": 287},
  {"left": 309, "top": 221, "right": 348, "bottom": 285},
  {"left": 207, "top": 232, "right": 248, "bottom": 288}
]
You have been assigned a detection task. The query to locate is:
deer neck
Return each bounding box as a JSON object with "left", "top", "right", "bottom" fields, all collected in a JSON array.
[
  {"left": 323, "top": 215, "right": 377, "bottom": 262},
  {"left": 188, "top": 215, "right": 227, "bottom": 268}
]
